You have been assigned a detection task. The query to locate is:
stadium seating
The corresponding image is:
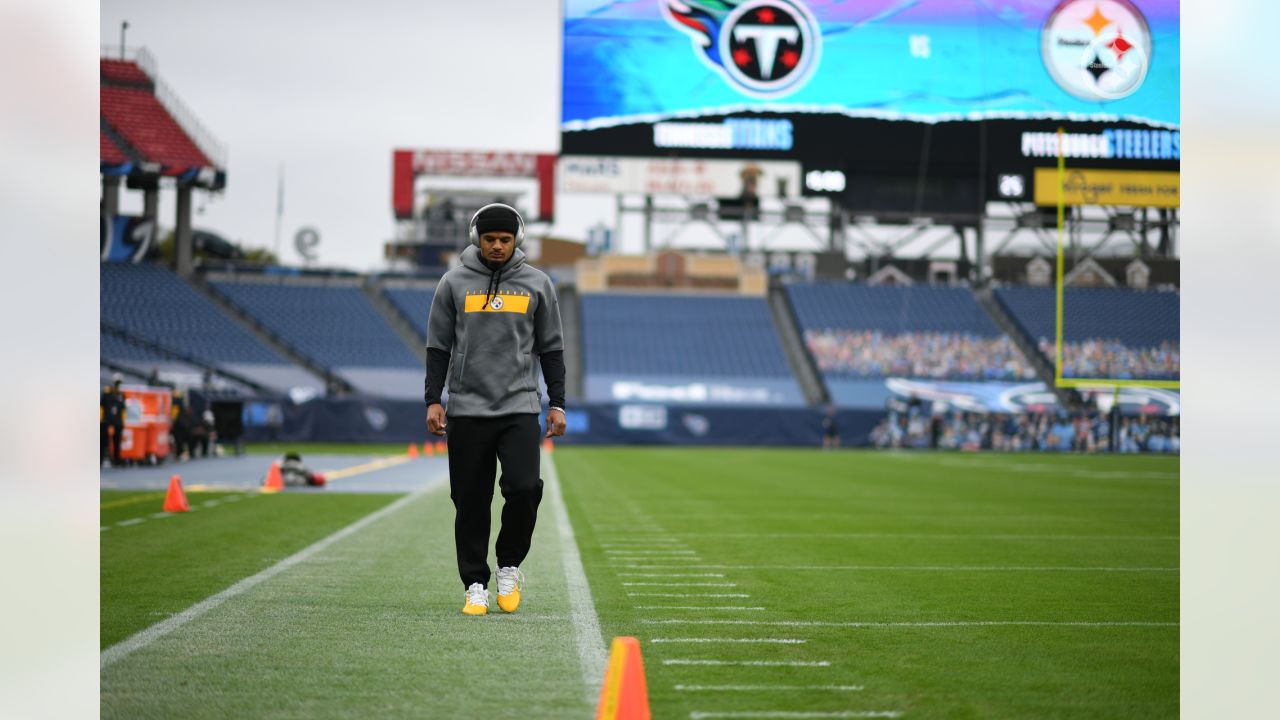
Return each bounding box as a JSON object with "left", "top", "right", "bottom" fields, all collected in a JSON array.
[
  {"left": 100, "top": 58, "right": 152, "bottom": 87},
  {"left": 994, "top": 287, "right": 1179, "bottom": 379},
  {"left": 383, "top": 286, "right": 435, "bottom": 341},
  {"left": 101, "top": 86, "right": 211, "bottom": 173},
  {"left": 787, "top": 282, "right": 1001, "bottom": 336},
  {"left": 210, "top": 280, "right": 422, "bottom": 398},
  {"left": 784, "top": 283, "right": 1036, "bottom": 393},
  {"left": 994, "top": 287, "right": 1179, "bottom": 348},
  {"left": 101, "top": 131, "right": 130, "bottom": 166},
  {"left": 579, "top": 293, "right": 804, "bottom": 405},
  {"left": 100, "top": 264, "right": 320, "bottom": 392}
]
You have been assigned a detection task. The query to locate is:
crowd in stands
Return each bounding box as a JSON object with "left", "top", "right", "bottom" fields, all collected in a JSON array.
[
  {"left": 805, "top": 329, "right": 1038, "bottom": 381},
  {"left": 869, "top": 399, "right": 1179, "bottom": 454},
  {"left": 1040, "top": 338, "right": 1180, "bottom": 380}
]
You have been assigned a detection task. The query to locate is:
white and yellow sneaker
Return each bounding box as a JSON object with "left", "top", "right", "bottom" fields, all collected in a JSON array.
[
  {"left": 496, "top": 566, "right": 524, "bottom": 613},
  {"left": 462, "top": 582, "right": 489, "bottom": 616}
]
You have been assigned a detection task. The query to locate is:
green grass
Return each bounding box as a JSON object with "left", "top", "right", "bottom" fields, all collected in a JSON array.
[
  {"left": 100, "top": 489, "right": 400, "bottom": 648},
  {"left": 243, "top": 442, "right": 410, "bottom": 456},
  {"left": 100, "top": 475, "right": 590, "bottom": 719},
  {"left": 100, "top": 448, "right": 1178, "bottom": 718},
  {"left": 556, "top": 448, "right": 1178, "bottom": 720}
]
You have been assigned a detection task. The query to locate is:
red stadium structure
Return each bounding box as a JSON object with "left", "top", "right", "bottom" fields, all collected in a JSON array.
[{"left": 100, "top": 48, "right": 226, "bottom": 275}]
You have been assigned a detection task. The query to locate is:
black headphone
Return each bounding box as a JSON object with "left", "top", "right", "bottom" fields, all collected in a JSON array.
[{"left": 468, "top": 203, "right": 526, "bottom": 248}]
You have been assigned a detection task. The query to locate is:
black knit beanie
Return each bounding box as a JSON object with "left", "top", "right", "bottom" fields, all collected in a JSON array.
[{"left": 474, "top": 205, "right": 522, "bottom": 237}]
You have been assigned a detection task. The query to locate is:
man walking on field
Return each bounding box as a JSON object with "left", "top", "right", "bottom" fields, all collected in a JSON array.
[{"left": 424, "top": 203, "right": 567, "bottom": 615}]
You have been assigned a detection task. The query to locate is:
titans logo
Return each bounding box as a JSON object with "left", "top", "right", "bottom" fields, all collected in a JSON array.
[{"left": 662, "top": 0, "right": 822, "bottom": 98}]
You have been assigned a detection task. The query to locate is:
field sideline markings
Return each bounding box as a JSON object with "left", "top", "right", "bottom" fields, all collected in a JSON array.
[
  {"left": 100, "top": 475, "right": 444, "bottom": 670},
  {"left": 622, "top": 564, "right": 1177, "bottom": 573},
  {"left": 99, "top": 492, "right": 166, "bottom": 510},
  {"left": 665, "top": 659, "right": 830, "bottom": 667},
  {"left": 657, "top": 533, "right": 1177, "bottom": 541},
  {"left": 691, "top": 707, "right": 901, "bottom": 712},
  {"left": 642, "top": 619, "right": 1178, "bottom": 628},
  {"left": 654, "top": 638, "right": 805, "bottom": 644},
  {"left": 675, "top": 684, "right": 860, "bottom": 691},
  {"left": 616, "top": 571, "right": 727, "bottom": 576},
  {"left": 321, "top": 454, "right": 413, "bottom": 482},
  {"left": 624, "top": 582, "right": 738, "bottom": 587},
  {"left": 544, "top": 449, "right": 608, "bottom": 704},
  {"left": 630, "top": 593, "right": 751, "bottom": 598},
  {"left": 605, "top": 550, "right": 699, "bottom": 554},
  {"left": 635, "top": 606, "right": 765, "bottom": 611}
]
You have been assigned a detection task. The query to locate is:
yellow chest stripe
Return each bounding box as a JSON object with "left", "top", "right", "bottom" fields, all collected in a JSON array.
[{"left": 463, "top": 292, "right": 531, "bottom": 314}]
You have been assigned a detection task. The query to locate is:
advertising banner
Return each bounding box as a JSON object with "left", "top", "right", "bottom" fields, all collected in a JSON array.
[
  {"left": 559, "top": 155, "right": 802, "bottom": 197},
  {"left": 1032, "top": 167, "right": 1179, "bottom": 207},
  {"left": 828, "top": 377, "right": 1179, "bottom": 415},
  {"left": 585, "top": 374, "right": 808, "bottom": 406}
]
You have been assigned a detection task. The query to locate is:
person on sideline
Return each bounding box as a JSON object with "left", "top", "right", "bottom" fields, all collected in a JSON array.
[{"left": 424, "top": 203, "right": 567, "bottom": 616}]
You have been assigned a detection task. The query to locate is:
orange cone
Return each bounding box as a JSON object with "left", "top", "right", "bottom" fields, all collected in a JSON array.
[
  {"left": 543, "top": 437, "right": 555, "bottom": 452},
  {"left": 422, "top": 441, "right": 434, "bottom": 456},
  {"left": 163, "top": 474, "right": 189, "bottom": 513},
  {"left": 407, "top": 443, "right": 419, "bottom": 458},
  {"left": 596, "top": 636, "right": 650, "bottom": 720},
  {"left": 435, "top": 440, "right": 447, "bottom": 455},
  {"left": 262, "top": 461, "right": 284, "bottom": 493}
]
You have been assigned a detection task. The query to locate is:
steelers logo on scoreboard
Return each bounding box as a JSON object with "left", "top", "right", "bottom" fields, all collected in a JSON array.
[
  {"left": 663, "top": 0, "right": 821, "bottom": 98},
  {"left": 1042, "top": 0, "right": 1152, "bottom": 101},
  {"left": 489, "top": 296, "right": 504, "bottom": 310}
]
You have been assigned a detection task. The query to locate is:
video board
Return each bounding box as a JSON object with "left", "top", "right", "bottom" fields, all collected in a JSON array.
[{"left": 561, "top": 1, "right": 1179, "bottom": 210}]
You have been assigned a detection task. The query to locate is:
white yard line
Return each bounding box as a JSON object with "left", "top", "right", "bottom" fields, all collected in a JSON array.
[
  {"left": 643, "top": 619, "right": 1178, "bottom": 628},
  {"left": 654, "top": 638, "right": 805, "bottom": 644},
  {"left": 543, "top": 450, "right": 608, "bottom": 705},
  {"left": 101, "top": 477, "right": 444, "bottom": 670},
  {"left": 621, "top": 565, "right": 1177, "bottom": 573},
  {"left": 635, "top": 606, "right": 765, "bottom": 611},
  {"left": 665, "top": 659, "right": 830, "bottom": 667},
  {"left": 616, "top": 571, "right": 727, "bottom": 576},
  {"left": 604, "top": 550, "right": 699, "bottom": 554},
  {"left": 116, "top": 518, "right": 144, "bottom": 527},
  {"left": 675, "top": 684, "right": 860, "bottom": 691},
  {"left": 599, "top": 538, "right": 691, "bottom": 543},
  {"left": 624, "top": 582, "right": 738, "bottom": 587},
  {"left": 655, "top": 532, "right": 1177, "bottom": 541},
  {"left": 691, "top": 707, "right": 901, "bottom": 712},
  {"left": 629, "top": 593, "right": 751, "bottom": 598}
]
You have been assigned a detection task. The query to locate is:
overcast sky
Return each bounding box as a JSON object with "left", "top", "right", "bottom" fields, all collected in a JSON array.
[{"left": 100, "top": 0, "right": 619, "bottom": 270}]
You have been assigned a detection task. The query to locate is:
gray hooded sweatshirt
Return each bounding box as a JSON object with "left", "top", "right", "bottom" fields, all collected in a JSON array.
[{"left": 426, "top": 245, "right": 563, "bottom": 417}]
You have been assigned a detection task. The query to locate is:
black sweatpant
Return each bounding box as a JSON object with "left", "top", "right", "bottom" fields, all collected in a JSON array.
[{"left": 446, "top": 413, "right": 543, "bottom": 588}]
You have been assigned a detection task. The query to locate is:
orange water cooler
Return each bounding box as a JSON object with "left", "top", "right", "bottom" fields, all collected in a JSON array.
[{"left": 119, "top": 386, "right": 173, "bottom": 463}]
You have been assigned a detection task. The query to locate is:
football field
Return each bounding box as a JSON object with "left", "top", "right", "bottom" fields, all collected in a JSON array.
[{"left": 101, "top": 448, "right": 1178, "bottom": 718}]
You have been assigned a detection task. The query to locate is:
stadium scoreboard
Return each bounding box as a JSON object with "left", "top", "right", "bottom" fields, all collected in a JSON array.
[{"left": 560, "top": 0, "right": 1179, "bottom": 212}]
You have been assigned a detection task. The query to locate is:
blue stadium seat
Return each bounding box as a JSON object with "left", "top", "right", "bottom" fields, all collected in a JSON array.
[
  {"left": 994, "top": 287, "right": 1180, "bottom": 348},
  {"left": 785, "top": 283, "right": 1001, "bottom": 336},
  {"left": 100, "top": 264, "right": 286, "bottom": 364},
  {"left": 210, "top": 280, "right": 419, "bottom": 370},
  {"left": 581, "top": 294, "right": 793, "bottom": 377},
  {"left": 383, "top": 286, "right": 435, "bottom": 341}
]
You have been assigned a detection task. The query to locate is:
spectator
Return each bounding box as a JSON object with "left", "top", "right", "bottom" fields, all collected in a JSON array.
[
  {"left": 806, "top": 329, "right": 1038, "bottom": 381},
  {"left": 100, "top": 374, "right": 125, "bottom": 467},
  {"left": 1038, "top": 338, "right": 1179, "bottom": 380},
  {"left": 869, "top": 405, "right": 1178, "bottom": 454}
]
